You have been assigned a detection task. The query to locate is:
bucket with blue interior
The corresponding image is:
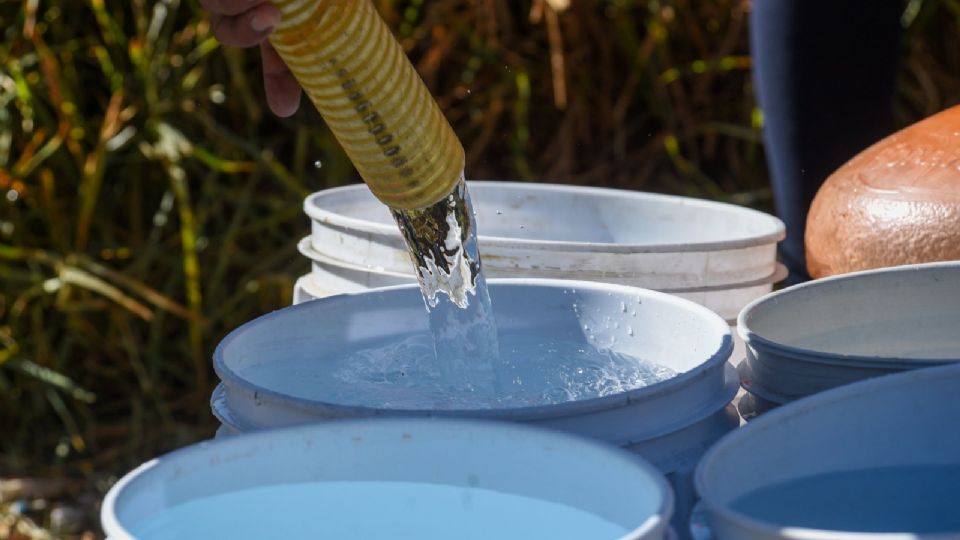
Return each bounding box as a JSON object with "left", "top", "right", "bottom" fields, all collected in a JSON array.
[
  {"left": 735, "top": 261, "right": 960, "bottom": 418},
  {"left": 695, "top": 360, "right": 960, "bottom": 539},
  {"left": 211, "top": 278, "right": 738, "bottom": 536},
  {"left": 102, "top": 418, "right": 675, "bottom": 539}
]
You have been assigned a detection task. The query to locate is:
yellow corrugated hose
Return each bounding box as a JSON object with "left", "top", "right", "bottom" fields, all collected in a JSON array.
[{"left": 268, "top": 0, "right": 465, "bottom": 210}]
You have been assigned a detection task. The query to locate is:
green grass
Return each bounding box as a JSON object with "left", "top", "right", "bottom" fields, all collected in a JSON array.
[{"left": 1, "top": 0, "right": 958, "bottom": 537}]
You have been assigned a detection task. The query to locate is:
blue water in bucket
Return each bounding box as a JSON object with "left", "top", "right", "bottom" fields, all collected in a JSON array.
[
  {"left": 731, "top": 464, "right": 960, "bottom": 533},
  {"left": 244, "top": 332, "right": 677, "bottom": 409},
  {"left": 129, "top": 481, "right": 629, "bottom": 539}
]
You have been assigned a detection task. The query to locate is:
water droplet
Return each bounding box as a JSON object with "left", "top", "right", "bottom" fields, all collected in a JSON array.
[
  {"left": 627, "top": 326, "right": 634, "bottom": 336},
  {"left": 208, "top": 85, "right": 226, "bottom": 104},
  {"left": 620, "top": 301, "right": 627, "bottom": 312},
  {"left": 314, "top": 159, "right": 323, "bottom": 168},
  {"left": 496, "top": 210, "right": 503, "bottom": 215}
]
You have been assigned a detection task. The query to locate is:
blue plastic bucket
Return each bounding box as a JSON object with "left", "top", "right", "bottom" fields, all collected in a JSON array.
[
  {"left": 102, "top": 418, "right": 674, "bottom": 539},
  {"left": 211, "top": 279, "right": 737, "bottom": 536},
  {"left": 737, "top": 261, "right": 960, "bottom": 409},
  {"left": 696, "top": 362, "right": 960, "bottom": 539}
]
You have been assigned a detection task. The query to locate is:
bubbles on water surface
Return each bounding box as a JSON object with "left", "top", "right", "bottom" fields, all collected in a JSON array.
[{"left": 319, "top": 333, "right": 677, "bottom": 409}]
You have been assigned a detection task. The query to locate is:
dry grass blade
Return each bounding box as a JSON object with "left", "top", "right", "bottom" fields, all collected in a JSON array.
[
  {"left": 6, "top": 358, "right": 96, "bottom": 404},
  {"left": 75, "top": 255, "right": 203, "bottom": 323},
  {"left": 58, "top": 266, "right": 153, "bottom": 321}
]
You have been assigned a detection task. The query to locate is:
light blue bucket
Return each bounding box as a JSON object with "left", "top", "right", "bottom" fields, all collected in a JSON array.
[
  {"left": 737, "top": 261, "right": 960, "bottom": 410},
  {"left": 696, "top": 361, "right": 960, "bottom": 539},
  {"left": 210, "top": 279, "right": 738, "bottom": 537},
  {"left": 102, "top": 418, "right": 674, "bottom": 539}
]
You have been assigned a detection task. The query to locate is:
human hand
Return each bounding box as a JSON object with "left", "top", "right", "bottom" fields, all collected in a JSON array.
[{"left": 199, "top": 0, "right": 302, "bottom": 117}]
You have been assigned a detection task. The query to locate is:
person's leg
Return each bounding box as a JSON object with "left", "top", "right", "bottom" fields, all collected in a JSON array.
[{"left": 750, "top": 0, "right": 903, "bottom": 284}]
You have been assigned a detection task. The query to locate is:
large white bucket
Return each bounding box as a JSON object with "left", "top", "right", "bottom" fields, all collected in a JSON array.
[
  {"left": 302, "top": 181, "right": 785, "bottom": 320},
  {"left": 295, "top": 239, "right": 787, "bottom": 323},
  {"left": 737, "top": 261, "right": 960, "bottom": 407},
  {"left": 211, "top": 279, "right": 738, "bottom": 536},
  {"left": 102, "top": 418, "right": 675, "bottom": 539},
  {"left": 695, "top": 361, "right": 960, "bottom": 539}
]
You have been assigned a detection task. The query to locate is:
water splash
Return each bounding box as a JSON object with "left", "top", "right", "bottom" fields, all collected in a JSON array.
[
  {"left": 391, "top": 177, "right": 501, "bottom": 388},
  {"left": 318, "top": 333, "right": 677, "bottom": 409}
]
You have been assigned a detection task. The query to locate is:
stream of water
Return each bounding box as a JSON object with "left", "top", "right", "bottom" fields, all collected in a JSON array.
[{"left": 391, "top": 177, "right": 503, "bottom": 392}]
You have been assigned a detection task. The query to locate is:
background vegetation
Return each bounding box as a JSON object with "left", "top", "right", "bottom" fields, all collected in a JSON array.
[{"left": 1, "top": 0, "right": 958, "bottom": 537}]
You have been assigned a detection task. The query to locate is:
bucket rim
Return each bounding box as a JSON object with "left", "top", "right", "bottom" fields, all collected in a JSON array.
[
  {"left": 694, "top": 362, "right": 960, "bottom": 540},
  {"left": 304, "top": 181, "right": 786, "bottom": 254},
  {"left": 737, "top": 261, "right": 960, "bottom": 367},
  {"left": 735, "top": 351, "right": 933, "bottom": 406},
  {"left": 297, "top": 236, "right": 789, "bottom": 294},
  {"left": 212, "top": 360, "right": 740, "bottom": 448},
  {"left": 734, "top": 360, "right": 790, "bottom": 405},
  {"left": 213, "top": 279, "right": 734, "bottom": 420},
  {"left": 102, "top": 417, "right": 675, "bottom": 540}
]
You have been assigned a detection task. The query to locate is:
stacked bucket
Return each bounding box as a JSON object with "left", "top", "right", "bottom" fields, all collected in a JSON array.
[
  {"left": 194, "top": 177, "right": 791, "bottom": 538},
  {"left": 293, "top": 181, "right": 786, "bottom": 324},
  {"left": 735, "top": 262, "right": 960, "bottom": 412}
]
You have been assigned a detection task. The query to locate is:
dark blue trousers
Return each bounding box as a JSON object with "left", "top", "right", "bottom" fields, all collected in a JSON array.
[{"left": 750, "top": 0, "right": 903, "bottom": 284}]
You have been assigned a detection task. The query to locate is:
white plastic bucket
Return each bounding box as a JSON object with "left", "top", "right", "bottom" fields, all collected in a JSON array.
[
  {"left": 695, "top": 361, "right": 960, "bottom": 539},
  {"left": 102, "top": 418, "right": 674, "bottom": 539},
  {"left": 295, "top": 238, "right": 787, "bottom": 323},
  {"left": 303, "top": 181, "right": 785, "bottom": 306},
  {"left": 737, "top": 261, "right": 960, "bottom": 406},
  {"left": 211, "top": 279, "right": 737, "bottom": 536}
]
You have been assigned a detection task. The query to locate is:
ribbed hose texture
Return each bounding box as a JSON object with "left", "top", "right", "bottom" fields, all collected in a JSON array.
[{"left": 269, "top": 0, "right": 464, "bottom": 210}]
